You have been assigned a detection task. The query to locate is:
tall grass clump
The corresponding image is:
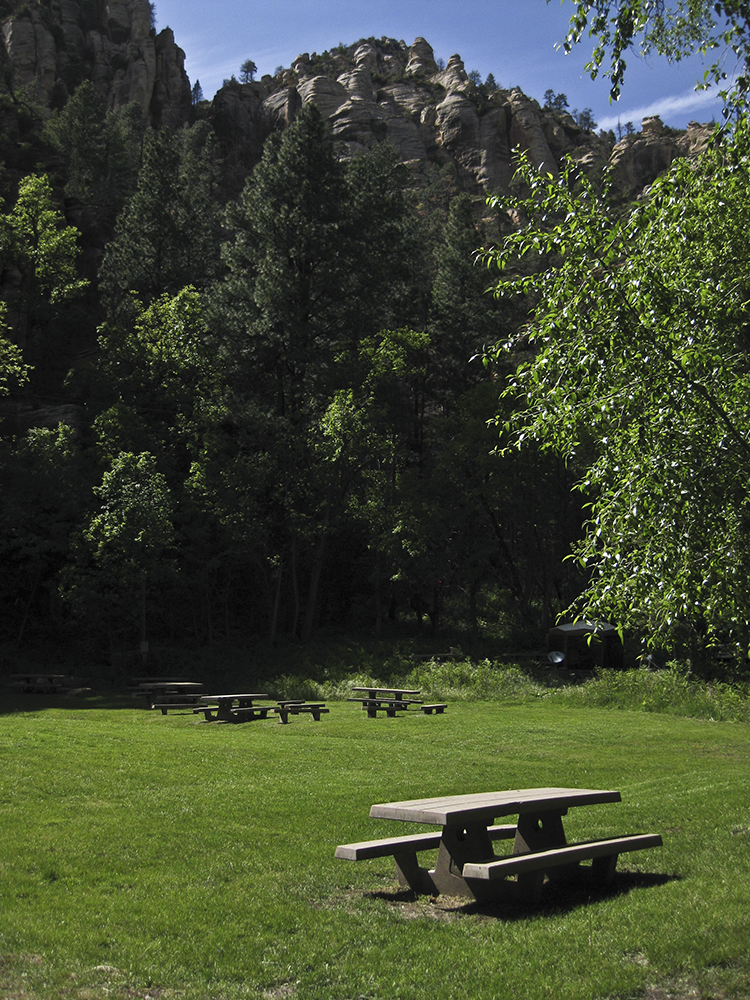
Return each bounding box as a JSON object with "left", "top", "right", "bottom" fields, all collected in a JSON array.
[
  {"left": 265, "top": 657, "right": 750, "bottom": 724},
  {"left": 402, "top": 658, "right": 546, "bottom": 701},
  {"left": 550, "top": 665, "right": 750, "bottom": 722},
  {"left": 271, "top": 658, "right": 547, "bottom": 703}
]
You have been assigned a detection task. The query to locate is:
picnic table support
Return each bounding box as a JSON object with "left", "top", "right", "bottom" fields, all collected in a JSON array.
[
  {"left": 274, "top": 702, "right": 328, "bottom": 723},
  {"left": 336, "top": 825, "right": 517, "bottom": 896}
]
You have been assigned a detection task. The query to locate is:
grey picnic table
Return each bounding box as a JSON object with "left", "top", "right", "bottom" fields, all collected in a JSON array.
[
  {"left": 196, "top": 693, "right": 270, "bottom": 722},
  {"left": 348, "top": 686, "right": 422, "bottom": 717},
  {"left": 336, "top": 787, "right": 663, "bottom": 903},
  {"left": 7, "top": 673, "right": 78, "bottom": 694},
  {"left": 136, "top": 680, "right": 205, "bottom": 710}
]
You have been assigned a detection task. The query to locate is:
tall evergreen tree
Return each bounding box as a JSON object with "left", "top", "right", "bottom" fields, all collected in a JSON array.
[
  {"left": 44, "top": 81, "right": 145, "bottom": 215},
  {"left": 99, "top": 123, "right": 222, "bottom": 321},
  {"left": 209, "top": 103, "right": 412, "bottom": 639},
  {"left": 218, "top": 103, "right": 408, "bottom": 420},
  {"left": 429, "top": 193, "right": 504, "bottom": 407}
]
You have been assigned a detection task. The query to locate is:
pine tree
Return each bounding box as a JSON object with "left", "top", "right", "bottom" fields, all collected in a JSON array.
[
  {"left": 239, "top": 59, "right": 257, "bottom": 83},
  {"left": 209, "top": 103, "right": 412, "bottom": 640},
  {"left": 429, "top": 193, "right": 503, "bottom": 406},
  {"left": 99, "top": 123, "right": 221, "bottom": 321}
]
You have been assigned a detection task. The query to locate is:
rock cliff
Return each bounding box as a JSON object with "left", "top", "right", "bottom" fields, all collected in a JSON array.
[
  {"left": 1, "top": 0, "right": 191, "bottom": 125},
  {"left": 1, "top": 10, "right": 712, "bottom": 198},
  {"left": 208, "top": 36, "right": 714, "bottom": 200}
]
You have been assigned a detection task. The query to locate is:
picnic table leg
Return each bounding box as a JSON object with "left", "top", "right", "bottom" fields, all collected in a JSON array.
[
  {"left": 428, "top": 822, "right": 496, "bottom": 899},
  {"left": 515, "top": 809, "right": 578, "bottom": 883},
  {"left": 393, "top": 852, "right": 438, "bottom": 895},
  {"left": 514, "top": 810, "right": 566, "bottom": 853},
  {"left": 591, "top": 852, "right": 619, "bottom": 884}
]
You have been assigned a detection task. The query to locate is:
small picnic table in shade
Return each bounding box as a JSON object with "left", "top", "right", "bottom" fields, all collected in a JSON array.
[
  {"left": 348, "top": 686, "right": 422, "bottom": 717},
  {"left": 194, "top": 695, "right": 329, "bottom": 724},
  {"left": 133, "top": 680, "right": 204, "bottom": 711},
  {"left": 348, "top": 687, "right": 447, "bottom": 716},
  {"left": 6, "top": 673, "right": 80, "bottom": 694},
  {"left": 336, "top": 787, "right": 663, "bottom": 903}
]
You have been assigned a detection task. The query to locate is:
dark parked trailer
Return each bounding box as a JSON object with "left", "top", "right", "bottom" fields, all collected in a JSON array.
[{"left": 547, "top": 622, "right": 624, "bottom": 671}]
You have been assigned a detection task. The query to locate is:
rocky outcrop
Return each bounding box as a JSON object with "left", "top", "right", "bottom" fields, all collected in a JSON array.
[
  {"left": 1, "top": 0, "right": 190, "bottom": 124},
  {"left": 607, "top": 115, "right": 714, "bottom": 198},
  {"left": 203, "top": 35, "right": 706, "bottom": 200},
  {"left": 1, "top": 15, "right": 713, "bottom": 199}
]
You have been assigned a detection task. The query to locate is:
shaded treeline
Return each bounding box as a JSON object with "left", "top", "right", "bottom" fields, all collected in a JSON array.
[{"left": 0, "top": 86, "right": 587, "bottom": 665}]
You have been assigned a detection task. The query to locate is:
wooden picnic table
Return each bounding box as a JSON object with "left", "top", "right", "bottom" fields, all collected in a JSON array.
[
  {"left": 336, "top": 787, "right": 663, "bottom": 903},
  {"left": 132, "top": 680, "right": 204, "bottom": 712},
  {"left": 348, "top": 686, "right": 423, "bottom": 718},
  {"left": 195, "top": 693, "right": 270, "bottom": 722},
  {"left": 6, "top": 673, "right": 79, "bottom": 694},
  {"left": 273, "top": 700, "right": 329, "bottom": 724},
  {"left": 194, "top": 695, "right": 329, "bottom": 724}
]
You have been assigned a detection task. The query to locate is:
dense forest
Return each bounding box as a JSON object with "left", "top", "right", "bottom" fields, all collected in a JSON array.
[{"left": 2, "top": 0, "right": 750, "bottom": 679}]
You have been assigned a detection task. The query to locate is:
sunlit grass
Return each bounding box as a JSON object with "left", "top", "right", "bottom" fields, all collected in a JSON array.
[{"left": 1, "top": 690, "right": 749, "bottom": 999}]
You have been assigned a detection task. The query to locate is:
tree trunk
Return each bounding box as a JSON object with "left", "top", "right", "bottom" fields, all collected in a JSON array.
[
  {"left": 269, "top": 556, "right": 283, "bottom": 645},
  {"left": 302, "top": 530, "right": 328, "bottom": 643},
  {"left": 290, "top": 538, "right": 300, "bottom": 639}
]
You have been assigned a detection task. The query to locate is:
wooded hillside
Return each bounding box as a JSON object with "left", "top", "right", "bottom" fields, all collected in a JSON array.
[{"left": 2, "top": 0, "right": 747, "bottom": 679}]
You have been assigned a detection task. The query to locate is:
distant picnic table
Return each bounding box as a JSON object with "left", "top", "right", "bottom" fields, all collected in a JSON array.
[
  {"left": 194, "top": 694, "right": 328, "bottom": 724},
  {"left": 347, "top": 686, "right": 446, "bottom": 717},
  {"left": 130, "top": 678, "right": 204, "bottom": 712},
  {"left": 6, "top": 673, "right": 81, "bottom": 694}
]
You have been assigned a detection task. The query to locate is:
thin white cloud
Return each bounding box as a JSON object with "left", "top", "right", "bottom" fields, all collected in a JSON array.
[{"left": 598, "top": 84, "right": 723, "bottom": 130}]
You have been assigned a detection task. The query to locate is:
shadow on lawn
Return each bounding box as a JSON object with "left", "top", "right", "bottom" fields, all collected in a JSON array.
[
  {"left": 367, "top": 871, "right": 680, "bottom": 922},
  {"left": 0, "top": 692, "right": 142, "bottom": 714}
]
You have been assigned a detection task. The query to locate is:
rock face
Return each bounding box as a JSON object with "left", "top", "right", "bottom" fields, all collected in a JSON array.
[
  {"left": 206, "top": 36, "right": 711, "bottom": 199},
  {"left": 1, "top": 0, "right": 191, "bottom": 125},
  {"left": 1, "top": 16, "right": 712, "bottom": 198}
]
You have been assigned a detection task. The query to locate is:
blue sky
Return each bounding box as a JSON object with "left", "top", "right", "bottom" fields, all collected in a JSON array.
[{"left": 153, "top": 0, "right": 727, "bottom": 131}]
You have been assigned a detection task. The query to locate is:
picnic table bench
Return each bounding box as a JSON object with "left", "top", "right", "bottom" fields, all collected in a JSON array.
[
  {"left": 348, "top": 687, "right": 423, "bottom": 718},
  {"left": 336, "top": 787, "right": 663, "bottom": 904}
]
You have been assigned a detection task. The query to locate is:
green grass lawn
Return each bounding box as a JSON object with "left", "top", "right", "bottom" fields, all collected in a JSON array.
[{"left": 1, "top": 694, "right": 749, "bottom": 999}]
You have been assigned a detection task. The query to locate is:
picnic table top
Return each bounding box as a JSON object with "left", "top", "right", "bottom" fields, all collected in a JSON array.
[
  {"left": 199, "top": 692, "right": 269, "bottom": 702},
  {"left": 369, "top": 787, "right": 621, "bottom": 825},
  {"left": 9, "top": 673, "right": 73, "bottom": 681},
  {"left": 351, "top": 686, "right": 420, "bottom": 696},
  {"left": 136, "top": 680, "right": 204, "bottom": 690},
  {"left": 131, "top": 676, "right": 189, "bottom": 684}
]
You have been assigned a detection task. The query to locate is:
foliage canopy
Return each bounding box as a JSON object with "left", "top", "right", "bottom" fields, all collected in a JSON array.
[
  {"left": 556, "top": 0, "right": 750, "bottom": 109},
  {"left": 484, "top": 116, "right": 750, "bottom": 655}
]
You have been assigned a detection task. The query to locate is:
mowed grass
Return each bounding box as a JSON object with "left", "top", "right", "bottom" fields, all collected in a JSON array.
[{"left": 1, "top": 695, "right": 749, "bottom": 1000}]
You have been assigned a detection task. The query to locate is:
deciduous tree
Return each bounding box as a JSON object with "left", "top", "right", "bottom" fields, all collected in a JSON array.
[
  {"left": 556, "top": 0, "right": 750, "bottom": 109},
  {"left": 0, "top": 173, "right": 87, "bottom": 355},
  {"left": 483, "top": 119, "right": 750, "bottom": 659}
]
